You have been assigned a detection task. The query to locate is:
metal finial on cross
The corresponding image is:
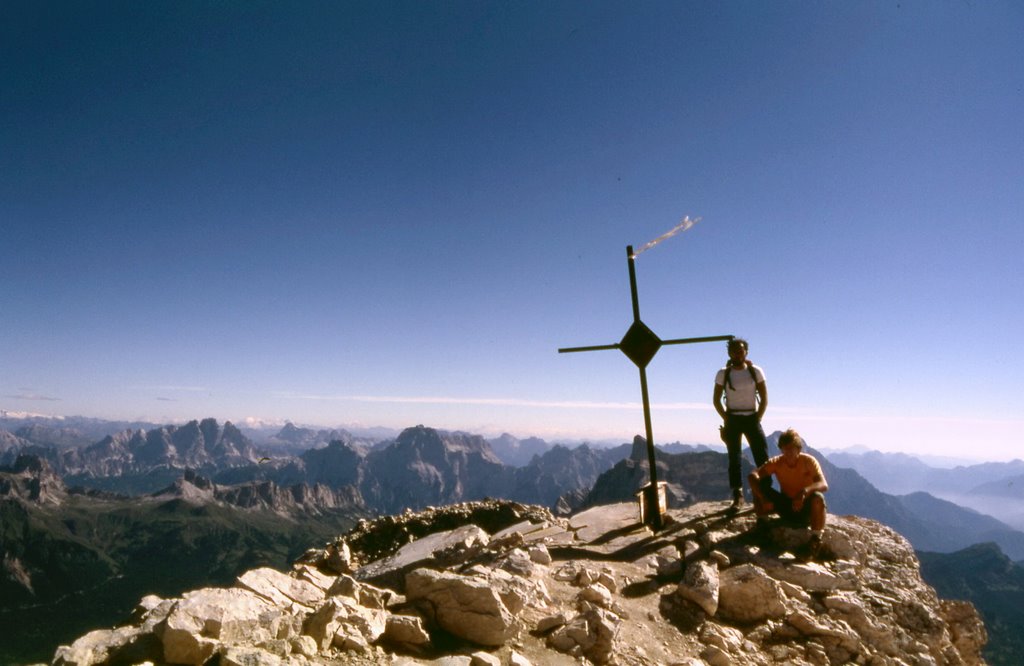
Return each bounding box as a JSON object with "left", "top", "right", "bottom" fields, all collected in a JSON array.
[{"left": 560, "top": 244, "right": 732, "bottom": 531}]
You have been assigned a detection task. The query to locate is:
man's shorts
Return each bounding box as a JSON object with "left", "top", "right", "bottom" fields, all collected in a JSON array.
[{"left": 762, "top": 487, "right": 826, "bottom": 526}]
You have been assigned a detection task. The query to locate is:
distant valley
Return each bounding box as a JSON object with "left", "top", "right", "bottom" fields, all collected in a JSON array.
[{"left": 824, "top": 448, "right": 1024, "bottom": 531}]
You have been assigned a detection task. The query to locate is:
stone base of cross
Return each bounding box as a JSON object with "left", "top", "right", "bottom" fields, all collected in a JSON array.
[{"left": 560, "top": 245, "right": 733, "bottom": 531}]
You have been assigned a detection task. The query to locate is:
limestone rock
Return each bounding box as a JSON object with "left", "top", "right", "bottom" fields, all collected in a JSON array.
[
  {"left": 158, "top": 588, "right": 277, "bottom": 665},
  {"left": 217, "top": 645, "right": 283, "bottom": 666},
  {"left": 405, "top": 568, "right": 514, "bottom": 646},
  {"left": 536, "top": 612, "right": 569, "bottom": 633},
  {"left": 579, "top": 582, "right": 613, "bottom": 609},
  {"left": 50, "top": 501, "right": 989, "bottom": 666},
  {"left": 289, "top": 634, "right": 318, "bottom": 657},
  {"left": 52, "top": 627, "right": 142, "bottom": 666},
  {"left": 528, "top": 543, "right": 552, "bottom": 565},
  {"left": 469, "top": 651, "right": 501, "bottom": 666},
  {"left": 356, "top": 524, "right": 490, "bottom": 591},
  {"left": 236, "top": 567, "right": 325, "bottom": 608},
  {"left": 383, "top": 614, "right": 431, "bottom": 646},
  {"left": 326, "top": 538, "right": 353, "bottom": 573},
  {"left": 715, "top": 564, "right": 788, "bottom": 624},
  {"left": 547, "top": 607, "right": 621, "bottom": 664},
  {"left": 508, "top": 651, "right": 533, "bottom": 666},
  {"left": 677, "top": 559, "right": 719, "bottom": 616},
  {"left": 304, "top": 596, "right": 386, "bottom": 651}
]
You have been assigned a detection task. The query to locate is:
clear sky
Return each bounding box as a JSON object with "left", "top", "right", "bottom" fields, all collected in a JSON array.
[{"left": 2, "top": 2, "right": 1022, "bottom": 460}]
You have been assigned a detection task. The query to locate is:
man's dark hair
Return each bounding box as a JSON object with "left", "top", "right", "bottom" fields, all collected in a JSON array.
[
  {"left": 778, "top": 429, "right": 803, "bottom": 449},
  {"left": 728, "top": 338, "right": 749, "bottom": 353}
]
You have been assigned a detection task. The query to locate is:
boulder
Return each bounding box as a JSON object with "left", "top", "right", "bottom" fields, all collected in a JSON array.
[
  {"left": 236, "top": 567, "right": 326, "bottom": 608},
  {"left": 157, "top": 588, "right": 277, "bottom": 665},
  {"left": 52, "top": 627, "right": 141, "bottom": 666},
  {"left": 384, "top": 614, "right": 431, "bottom": 646},
  {"left": 356, "top": 524, "right": 490, "bottom": 591},
  {"left": 304, "top": 596, "right": 387, "bottom": 651},
  {"left": 676, "top": 559, "right": 719, "bottom": 616},
  {"left": 547, "top": 607, "right": 620, "bottom": 664},
  {"left": 717, "top": 564, "right": 787, "bottom": 623},
  {"left": 405, "top": 568, "right": 514, "bottom": 646}
]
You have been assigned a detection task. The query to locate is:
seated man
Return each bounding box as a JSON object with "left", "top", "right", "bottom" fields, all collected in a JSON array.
[{"left": 748, "top": 428, "right": 829, "bottom": 556}]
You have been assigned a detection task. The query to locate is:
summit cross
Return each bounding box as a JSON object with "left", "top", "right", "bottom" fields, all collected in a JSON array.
[{"left": 559, "top": 245, "right": 732, "bottom": 531}]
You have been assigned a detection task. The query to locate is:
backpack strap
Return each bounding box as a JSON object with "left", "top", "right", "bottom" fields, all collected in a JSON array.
[{"left": 725, "top": 364, "right": 759, "bottom": 390}]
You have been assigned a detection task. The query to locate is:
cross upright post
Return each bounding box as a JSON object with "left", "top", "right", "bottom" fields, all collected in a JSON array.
[{"left": 560, "top": 245, "right": 732, "bottom": 531}]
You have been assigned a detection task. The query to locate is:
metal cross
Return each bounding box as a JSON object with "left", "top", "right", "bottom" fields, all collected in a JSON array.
[{"left": 560, "top": 245, "right": 732, "bottom": 530}]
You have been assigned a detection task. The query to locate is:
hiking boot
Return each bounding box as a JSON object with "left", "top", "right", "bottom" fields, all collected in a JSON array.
[{"left": 730, "top": 488, "right": 744, "bottom": 509}]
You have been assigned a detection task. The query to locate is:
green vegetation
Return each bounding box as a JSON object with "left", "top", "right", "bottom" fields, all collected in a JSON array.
[{"left": 0, "top": 494, "right": 367, "bottom": 665}]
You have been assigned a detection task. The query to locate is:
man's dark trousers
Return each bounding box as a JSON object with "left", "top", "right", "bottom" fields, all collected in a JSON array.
[{"left": 723, "top": 414, "right": 770, "bottom": 492}]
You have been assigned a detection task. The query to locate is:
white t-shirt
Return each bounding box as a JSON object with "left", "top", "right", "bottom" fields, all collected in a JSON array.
[{"left": 714, "top": 364, "right": 766, "bottom": 414}]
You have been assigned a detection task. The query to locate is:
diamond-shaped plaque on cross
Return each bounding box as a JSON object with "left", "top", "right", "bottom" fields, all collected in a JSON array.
[{"left": 619, "top": 320, "right": 662, "bottom": 369}]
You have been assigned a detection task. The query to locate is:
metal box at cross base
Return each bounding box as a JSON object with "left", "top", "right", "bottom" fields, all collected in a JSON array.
[{"left": 636, "top": 481, "right": 667, "bottom": 528}]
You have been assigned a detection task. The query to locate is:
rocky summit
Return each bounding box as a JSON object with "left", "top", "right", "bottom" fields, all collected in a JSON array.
[{"left": 51, "top": 499, "right": 986, "bottom": 666}]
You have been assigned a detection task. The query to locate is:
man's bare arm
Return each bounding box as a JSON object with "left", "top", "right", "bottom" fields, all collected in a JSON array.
[
  {"left": 713, "top": 384, "right": 727, "bottom": 420},
  {"left": 755, "top": 380, "right": 767, "bottom": 421}
]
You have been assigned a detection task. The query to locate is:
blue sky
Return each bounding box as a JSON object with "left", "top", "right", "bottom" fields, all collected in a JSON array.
[{"left": 2, "top": 2, "right": 1022, "bottom": 460}]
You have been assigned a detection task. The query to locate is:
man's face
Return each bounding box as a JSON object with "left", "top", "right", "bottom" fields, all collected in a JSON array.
[
  {"left": 780, "top": 443, "right": 800, "bottom": 463},
  {"left": 729, "top": 344, "right": 747, "bottom": 364}
]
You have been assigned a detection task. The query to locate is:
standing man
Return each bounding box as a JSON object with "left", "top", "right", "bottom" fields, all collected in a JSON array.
[{"left": 713, "top": 337, "right": 769, "bottom": 507}]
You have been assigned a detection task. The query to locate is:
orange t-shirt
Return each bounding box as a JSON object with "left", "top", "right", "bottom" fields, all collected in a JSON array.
[{"left": 759, "top": 453, "right": 825, "bottom": 499}]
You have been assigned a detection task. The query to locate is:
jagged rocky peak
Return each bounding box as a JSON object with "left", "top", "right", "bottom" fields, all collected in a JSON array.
[
  {"left": 269, "top": 421, "right": 362, "bottom": 452},
  {"left": 51, "top": 418, "right": 261, "bottom": 481},
  {"left": 182, "top": 467, "right": 215, "bottom": 490},
  {"left": 151, "top": 468, "right": 217, "bottom": 504},
  {"left": 214, "top": 479, "right": 365, "bottom": 514},
  {"left": 53, "top": 500, "right": 986, "bottom": 666},
  {"left": 629, "top": 434, "right": 648, "bottom": 461},
  {"left": 0, "top": 428, "right": 27, "bottom": 451},
  {"left": 396, "top": 424, "right": 502, "bottom": 462},
  {"left": 0, "top": 453, "right": 67, "bottom": 504},
  {"left": 298, "top": 438, "right": 365, "bottom": 488},
  {"left": 362, "top": 426, "right": 514, "bottom": 514},
  {"left": 149, "top": 469, "right": 365, "bottom": 514},
  {"left": 487, "top": 432, "right": 551, "bottom": 467}
]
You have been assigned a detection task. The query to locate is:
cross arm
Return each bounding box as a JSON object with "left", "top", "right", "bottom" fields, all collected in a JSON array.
[
  {"left": 660, "top": 334, "right": 733, "bottom": 346},
  {"left": 558, "top": 343, "right": 620, "bottom": 354}
]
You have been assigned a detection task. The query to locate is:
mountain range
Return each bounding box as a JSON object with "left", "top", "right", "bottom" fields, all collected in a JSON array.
[
  {"left": 6, "top": 416, "right": 1024, "bottom": 559},
  {"left": 825, "top": 448, "right": 1024, "bottom": 531},
  {"left": 5, "top": 414, "right": 1024, "bottom": 663}
]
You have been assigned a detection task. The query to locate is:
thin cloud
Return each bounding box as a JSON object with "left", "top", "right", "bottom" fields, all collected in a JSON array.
[
  {"left": 131, "top": 385, "right": 209, "bottom": 393},
  {"left": 155, "top": 397, "right": 176, "bottom": 402},
  {"left": 7, "top": 393, "right": 61, "bottom": 402},
  {"left": 277, "top": 392, "right": 711, "bottom": 411}
]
